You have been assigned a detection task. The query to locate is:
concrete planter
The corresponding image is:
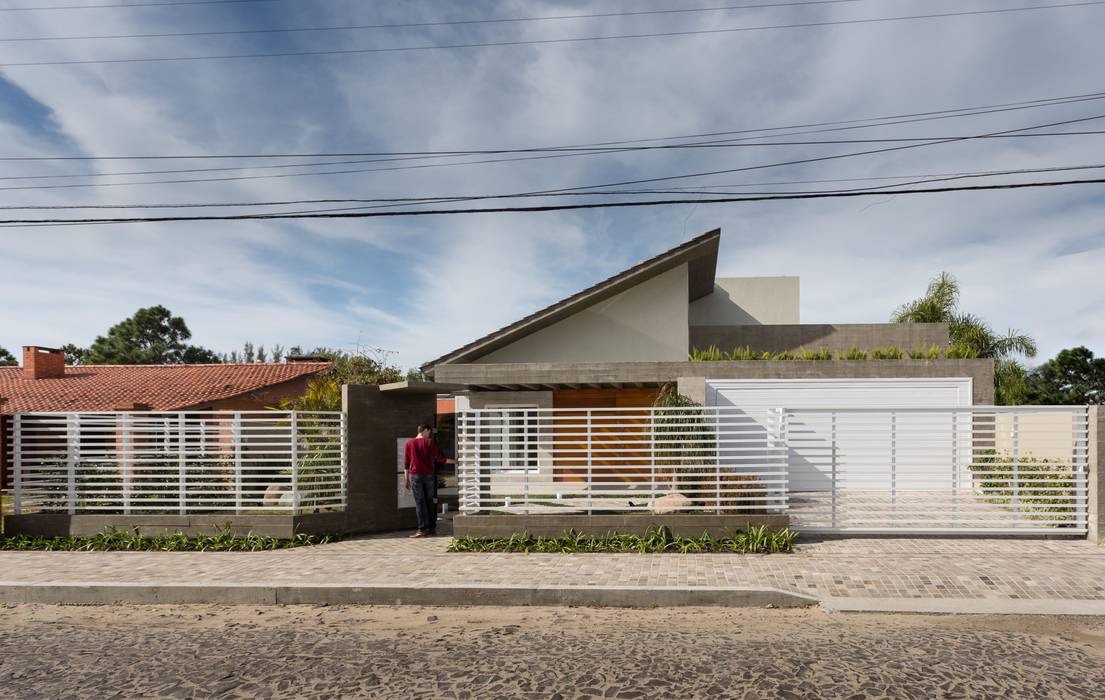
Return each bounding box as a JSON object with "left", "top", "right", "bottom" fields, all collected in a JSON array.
[
  {"left": 452, "top": 513, "right": 790, "bottom": 539},
  {"left": 3, "top": 511, "right": 347, "bottom": 538}
]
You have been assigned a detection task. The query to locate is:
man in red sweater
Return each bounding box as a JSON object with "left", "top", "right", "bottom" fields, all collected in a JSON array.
[{"left": 404, "top": 424, "right": 455, "bottom": 537}]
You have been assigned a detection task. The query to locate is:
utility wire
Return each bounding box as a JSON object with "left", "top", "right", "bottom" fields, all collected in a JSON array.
[
  {"left": 6, "top": 163, "right": 1104, "bottom": 210},
  {"left": 514, "top": 113, "right": 1105, "bottom": 197},
  {"left": 4, "top": 130, "right": 1105, "bottom": 183},
  {"left": 0, "top": 0, "right": 276, "bottom": 11},
  {"left": 3, "top": 108, "right": 1104, "bottom": 193},
  {"left": 0, "top": 1, "right": 862, "bottom": 40},
  {"left": 5, "top": 88, "right": 1104, "bottom": 161},
  {"left": 3, "top": 1, "right": 1104, "bottom": 67},
  {"left": 2, "top": 178, "right": 1103, "bottom": 226}
]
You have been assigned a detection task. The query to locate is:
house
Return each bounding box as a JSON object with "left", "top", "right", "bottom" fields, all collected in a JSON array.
[
  {"left": 422, "top": 228, "right": 994, "bottom": 408},
  {"left": 420, "top": 228, "right": 1013, "bottom": 536},
  {"left": 0, "top": 346, "right": 330, "bottom": 488}
]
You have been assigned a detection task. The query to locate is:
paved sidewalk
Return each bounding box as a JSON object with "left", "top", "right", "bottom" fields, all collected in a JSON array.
[{"left": 3, "top": 525, "right": 1105, "bottom": 612}]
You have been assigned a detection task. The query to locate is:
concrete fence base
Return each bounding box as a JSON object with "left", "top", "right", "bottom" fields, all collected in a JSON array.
[
  {"left": 453, "top": 513, "right": 790, "bottom": 539},
  {"left": 3, "top": 512, "right": 347, "bottom": 538}
]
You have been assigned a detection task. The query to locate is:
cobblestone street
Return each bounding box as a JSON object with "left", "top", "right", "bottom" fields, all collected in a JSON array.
[{"left": 4, "top": 604, "right": 1105, "bottom": 698}]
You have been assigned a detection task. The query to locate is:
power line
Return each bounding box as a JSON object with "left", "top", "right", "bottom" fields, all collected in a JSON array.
[
  {"left": 5, "top": 88, "right": 1104, "bottom": 161},
  {"left": 3, "top": 1, "right": 1104, "bottom": 68},
  {"left": 4, "top": 130, "right": 1104, "bottom": 183},
  {"left": 3, "top": 108, "right": 1104, "bottom": 193},
  {"left": 6, "top": 163, "right": 1105, "bottom": 210},
  {"left": 516, "top": 113, "right": 1105, "bottom": 197},
  {"left": 2, "top": 178, "right": 1102, "bottom": 226},
  {"left": 0, "top": 0, "right": 276, "bottom": 11},
  {"left": 0, "top": 1, "right": 862, "bottom": 40}
]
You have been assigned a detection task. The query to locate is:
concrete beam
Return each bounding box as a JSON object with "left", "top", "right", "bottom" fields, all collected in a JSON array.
[{"left": 436, "top": 359, "right": 996, "bottom": 404}]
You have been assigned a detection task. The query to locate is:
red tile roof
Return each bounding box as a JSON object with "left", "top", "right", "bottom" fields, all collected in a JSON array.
[{"left": 0, "top": 363, "right": 330, "bottom": 413}]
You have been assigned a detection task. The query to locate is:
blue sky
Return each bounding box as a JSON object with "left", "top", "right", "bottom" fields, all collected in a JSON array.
[{"left": 1, "top": 0, "right": 1104, "bottom": 369}]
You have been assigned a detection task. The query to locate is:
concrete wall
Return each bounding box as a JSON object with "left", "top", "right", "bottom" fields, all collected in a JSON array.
[
  {"left": 475, "top": 264, "right": 689, "bottom": 364},
  {"left": 437, "top": 359, "right": 996, "bottom": 404},
  {"left": 454, "top": 513, "right": 789, "bottom": 538},
  {"left": 343, "top": 384, "right": 438, "bottom": 534},
  {"left": 690, "top": 323, "right": 950, "bottom": 354},
  {"left": 689, "top": 276, "right": 800, "bottom": 326},
  {"left": 2, "top": 513, "right": 345, "bottom": 538}
]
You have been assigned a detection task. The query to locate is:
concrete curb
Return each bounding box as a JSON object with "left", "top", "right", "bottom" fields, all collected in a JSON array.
[
  {"left": 821, "top": 596, "right": 1105, "bottom": 616},
  {"left": 0, "top": 583, "right": 817, "bottom": 608}
]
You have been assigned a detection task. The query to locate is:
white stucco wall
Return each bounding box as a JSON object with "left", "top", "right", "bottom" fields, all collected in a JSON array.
[
  {"left": 474, "top": 264, "right": 690, "bottom": 364},
  {"left": 689, "top": 276, "right": 800, "bottom": 326}
]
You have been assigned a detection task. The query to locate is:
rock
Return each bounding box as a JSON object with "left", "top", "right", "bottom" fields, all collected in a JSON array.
[{"left": 651, "top": 493, "right": 691, "bottom": 514}]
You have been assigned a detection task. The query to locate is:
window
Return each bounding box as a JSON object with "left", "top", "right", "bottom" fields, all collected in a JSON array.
[{"left": 485, "top": 405, "right": 539, "bottom": 473}]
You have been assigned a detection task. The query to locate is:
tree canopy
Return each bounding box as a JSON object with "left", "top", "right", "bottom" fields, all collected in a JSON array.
[
  {"left": 70, "top": 306, "right": 220, "bottom": 365},
  {"left": 276, "top": 347, "right": 404, "bottom": 411},
  {"left": 1025, "top": 346, "right": 1105, "bottom": 405},
  {"left": 0, "top": 346, "right": 17, "bottom": 366},
  {"left": 893, "top": 272, "right": 1037, "bottom": 404}
]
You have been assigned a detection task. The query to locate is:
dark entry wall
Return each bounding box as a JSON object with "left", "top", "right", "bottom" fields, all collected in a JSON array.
[{"left": 343, "top": 384, "right": 438, "bottom": 534}]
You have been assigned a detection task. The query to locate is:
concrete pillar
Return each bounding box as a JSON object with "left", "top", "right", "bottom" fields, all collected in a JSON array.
[
  {"left": 342, "top": 384, "right": 437, "bottom": 534},
  {"left": 676, "top": 377, "right": 706, "bottom": 404},
  {"left": 1088, "top": 406, "right": 1105, "bottom": 544}
]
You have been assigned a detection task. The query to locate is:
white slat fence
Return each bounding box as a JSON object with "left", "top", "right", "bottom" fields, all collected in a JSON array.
[
  {"left": 455, "top": 405, "right": 1089, "bottom": 535},
  {"left": 3, "top": 411, "right": 346, "bottom": 515},
  {"left": 455, "top": 406, "right": 789, "bottom": 515}
]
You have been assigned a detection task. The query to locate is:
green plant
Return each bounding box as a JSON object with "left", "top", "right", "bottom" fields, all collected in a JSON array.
[
  {"left": 729, "top": 345, "right": 763, "bottom": 361},
  {"left": 871, "top": 346, "right": 904, "bottom": 360},
  {"left": 0, "top": 525, "right": 338, "bottom": 551},
  {"left": 794, "top": 347, "right": 833, "bottom": 361},
  {"left": 837, "top": 346, "right": 868, "bottom": 361},
  {"left": 968, "top": 450, "right": 1076, "bottom": 522},
  {"left": 447, "top": 524, "right": 799, "bottom": 554},
  {"left": 689, "top": 345, "right": 726, "bottom": 361}
]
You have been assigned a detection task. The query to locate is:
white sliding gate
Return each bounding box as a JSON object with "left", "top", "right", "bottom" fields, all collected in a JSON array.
[
  {"left": 454, "top": 404, "right": 1089, "bottom": 535},
  {"left": 783, "top": 406, "right": 1089, "bottom": 533},
  {"left": 4, "top": 411, "right": 347, "bottom": 516}
]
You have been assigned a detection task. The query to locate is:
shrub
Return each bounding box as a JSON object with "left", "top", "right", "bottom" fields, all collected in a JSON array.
[
  {"left": 729, "top": 345, "right": 763, "bottom": 361},
  {"left": 969, "top": 451, "right": 1076, "bottom": 522},
  {"left": 871, "top": 346, "right": 904, "bottom": 360},
  {"left": 0, "top": 525, "right": 337, "bottom": 551},
  {"left": 837, "top": 346, "right": 868, "bottom": 360},
  {"left": 794, "top": 347, "right": 834, "bottom": 361},
  {"left": 448, "top": 524, "right": 799, "bottom": 554}
]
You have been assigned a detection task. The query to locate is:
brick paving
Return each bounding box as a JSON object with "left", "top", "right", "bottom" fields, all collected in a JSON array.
[{"left": 2, "top": 520, "right": 1104, "bottom": 605}]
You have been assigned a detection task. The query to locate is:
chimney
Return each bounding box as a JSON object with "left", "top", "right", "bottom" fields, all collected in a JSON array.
[{"left": 23, "top": 346, "right": 66, "bottom": 380}]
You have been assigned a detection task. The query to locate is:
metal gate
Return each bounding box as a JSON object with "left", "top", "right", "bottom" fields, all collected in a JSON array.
[{"left": 783, "top": 406, "right": 1089, "bottom": 534}]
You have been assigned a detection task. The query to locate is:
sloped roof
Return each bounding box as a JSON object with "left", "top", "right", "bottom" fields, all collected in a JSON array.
[
  {"left": 0, "top": 362, "right": 330, "bottom": 413},
  {"left": 422, "top": 228, "right": 721, "bottom": 371}
]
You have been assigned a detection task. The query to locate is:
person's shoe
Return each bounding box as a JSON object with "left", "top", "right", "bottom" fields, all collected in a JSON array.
[
  {"left": 408, "top": 531, "right": 426, "bottom": 538},
  {"left": 427, "top": 530, "right": 437, "bottom": 537}
]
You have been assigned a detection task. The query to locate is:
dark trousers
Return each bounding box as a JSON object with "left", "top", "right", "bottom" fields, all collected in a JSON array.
[{"left": 410, "top": 474, "right": 437, "bottom": 533}]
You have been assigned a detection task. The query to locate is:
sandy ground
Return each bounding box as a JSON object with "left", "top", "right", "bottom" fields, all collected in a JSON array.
[{"left": 3, "top": 604, "right": 1105, "bottom": 698}]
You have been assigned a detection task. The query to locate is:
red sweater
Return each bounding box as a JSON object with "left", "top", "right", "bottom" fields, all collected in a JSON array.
[{"left": 404, "top": 436, "right": 447, "bottom": 476}]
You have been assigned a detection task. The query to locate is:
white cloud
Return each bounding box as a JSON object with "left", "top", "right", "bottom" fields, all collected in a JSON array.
[{"left": 1, "top": 0, "right": 1104, "bottom": 370}]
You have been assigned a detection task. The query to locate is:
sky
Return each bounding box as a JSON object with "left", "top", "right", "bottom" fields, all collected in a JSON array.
[{"left": 0, "top": 0, "right": 1103, "bottom": 370}]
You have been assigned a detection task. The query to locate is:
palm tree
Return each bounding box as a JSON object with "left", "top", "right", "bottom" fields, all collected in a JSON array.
[{"left": 893, "top": 272, "right": 1037, "bottom": 404}]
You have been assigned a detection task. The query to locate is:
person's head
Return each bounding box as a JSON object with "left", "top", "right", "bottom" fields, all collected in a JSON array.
[{"left": 417, "top": 423, "right": 433, "bottom": 438}]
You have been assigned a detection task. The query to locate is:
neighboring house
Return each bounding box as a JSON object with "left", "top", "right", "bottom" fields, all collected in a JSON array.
[
  {"left": 422, "top": 228, "right": 994, "bottom": 409},
  {"left": 0, "top": 346, "right": 330, "bottom": 488}
]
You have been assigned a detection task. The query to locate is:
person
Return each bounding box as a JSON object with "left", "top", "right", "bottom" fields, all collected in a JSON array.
[{"left": 403, "top": 424, "right": 455, "bottom": 537}]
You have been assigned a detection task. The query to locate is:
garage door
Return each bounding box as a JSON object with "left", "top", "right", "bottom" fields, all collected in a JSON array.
[{"left": 705, "top": 378, "right": 972, "bottom": 494}]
